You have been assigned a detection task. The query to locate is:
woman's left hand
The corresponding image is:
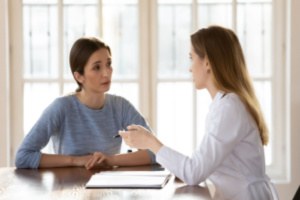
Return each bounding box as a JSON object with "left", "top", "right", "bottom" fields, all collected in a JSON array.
[{"left": 85, "top": 152, "right": 112, "bottom": 170}]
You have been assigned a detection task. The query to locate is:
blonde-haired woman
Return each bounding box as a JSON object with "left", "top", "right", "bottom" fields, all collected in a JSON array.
[{"left": 120, "top": 26, "right": 278, "bottom": 200}]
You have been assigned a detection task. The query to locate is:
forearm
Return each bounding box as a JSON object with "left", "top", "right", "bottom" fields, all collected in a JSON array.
[
  {"left": 39, "top": 154, "right": 89, "bottom": 168},
  {"left": 108, "top": 150, "right": 152, "bottom": 167}
]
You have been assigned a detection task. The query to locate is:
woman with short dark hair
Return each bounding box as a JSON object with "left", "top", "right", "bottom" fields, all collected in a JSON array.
[{"left": 15, "top": 37, "right": 155, "bottom": 169}]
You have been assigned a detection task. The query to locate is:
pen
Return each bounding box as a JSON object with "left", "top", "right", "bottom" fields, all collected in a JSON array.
[{"left": 113, "top": 128, "right": 126, "bottom": 138}]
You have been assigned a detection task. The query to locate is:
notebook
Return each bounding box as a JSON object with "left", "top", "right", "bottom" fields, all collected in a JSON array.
[{"left": 85, "top": 170, "right": 172, "bottom": 189}]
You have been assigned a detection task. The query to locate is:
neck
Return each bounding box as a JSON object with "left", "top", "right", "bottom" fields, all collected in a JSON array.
[
  {"left": 76, "top": 90, "right": 106, "bottom": 109},
  {"left": 206, "top": 81, "right": 219, "bottom": 99}
]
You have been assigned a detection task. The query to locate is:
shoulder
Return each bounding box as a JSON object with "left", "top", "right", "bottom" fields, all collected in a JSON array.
[
  {"left": 105, "top": 93, "right": 142, "bottom": 118},
  {"left": 46, "top": 94, "right": 76, "bottom": 113},
  {"left": 207, "top": 92, "right": 255, "bottom": 141},
  {"left": 53, "top": 94, "right": 75, "bottom": 106},
  {"left": 106, "top": 93, "right": 133, "bottom": 107},
  {"left": 208, "top": 92, "right": 250, "bottom": 127},
  {"left": 214, "top": 93, "right": 246, "bottom": 114}
]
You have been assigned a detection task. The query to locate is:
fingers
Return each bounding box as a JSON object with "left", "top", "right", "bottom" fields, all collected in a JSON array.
[
  {"left": 119, "top": 125, "right": 152, "bottom": 149},
  {"left": 85, "top": 152, "right": 106, "bottom": 170},
  {"left": 95, "top": 156, "right": 105, "bottom": 168},
  {"left": 119, "top": 128, "right": 142, "bottom": 149},
  {"left": 119, "top": 131, "right": 134, "bottom": 148},
  {"left": 118, "top": 125, "right": 136, "bottom": 139},
  {"left": 126, "top": 124, "right": 140, "bottom": 131},
  {"left": 85, "top": 156, "right": 96, "bottom": 169},
  {"left": 119, "top": 132, "right": 129, "bottom": 143}
]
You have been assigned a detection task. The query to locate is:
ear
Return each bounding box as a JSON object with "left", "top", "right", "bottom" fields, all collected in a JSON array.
[
  {"left": 73, "top": 71, "right": 84, "bottom": 84},
  {"left": 205, "top": 59, "right": 211, "bottom": 73}
]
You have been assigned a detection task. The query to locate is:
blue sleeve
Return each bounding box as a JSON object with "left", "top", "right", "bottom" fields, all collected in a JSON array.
[
  {"left": 15, "top": 99, "right": 64, "bottom": 168},
  {"left": 120, "top": 98, "right": 157, "bottom": 164}
]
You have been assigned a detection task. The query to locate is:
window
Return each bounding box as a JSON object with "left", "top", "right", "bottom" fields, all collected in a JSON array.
[{"left": 15, "top": 0, "right": 285, "bottom": 180}]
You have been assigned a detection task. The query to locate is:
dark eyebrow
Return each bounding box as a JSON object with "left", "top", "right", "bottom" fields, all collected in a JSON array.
[{"left": 92, "top": 61, "right": 101, "bottom": 65}]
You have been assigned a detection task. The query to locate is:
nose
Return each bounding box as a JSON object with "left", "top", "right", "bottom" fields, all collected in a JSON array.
[{"left": 102, "top": 68, "right": 110, "bottom": 77}]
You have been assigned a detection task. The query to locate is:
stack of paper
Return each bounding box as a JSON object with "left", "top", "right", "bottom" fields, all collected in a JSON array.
[{"left": 85, "top": 170, "right": 172, "bottom": 189}]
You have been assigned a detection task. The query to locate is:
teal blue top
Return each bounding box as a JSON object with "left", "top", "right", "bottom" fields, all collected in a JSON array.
[{"left": 15, "top": 94, "right": 155, "bottom": 168}]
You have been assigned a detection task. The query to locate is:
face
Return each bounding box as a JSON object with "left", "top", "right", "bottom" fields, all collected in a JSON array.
[
  {"left": 189, "top": 46, "right": 210, "bottom": 90},
  {"left": 75, "top": 48, "right": 112, "bottom": 94}
]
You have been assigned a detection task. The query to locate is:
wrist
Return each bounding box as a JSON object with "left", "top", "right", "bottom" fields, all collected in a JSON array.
[
  {"left": 69, "top": 156, "right": 75, "bottom": 166},
  {"left": 70, "top": 156, "right": 88, "bottom": 167},
  {"left": 149, "top": 138, "right": 163, "bottom": 154},
  {"left": 70, "top": 156, "right": 80, "bottom": 167},
  {"left": 105, "top": 155, "right": 115, "bottom": 166}
]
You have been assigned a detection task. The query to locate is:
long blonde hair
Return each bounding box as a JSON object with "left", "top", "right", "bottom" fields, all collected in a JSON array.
[{"left": 191, "top": 26, "right": 268, "bottom": 145}]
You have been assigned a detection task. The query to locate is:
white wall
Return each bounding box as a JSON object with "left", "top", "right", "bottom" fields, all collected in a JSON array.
[{"left": 0, "top": 0, "right": 10, "bottom": 167}]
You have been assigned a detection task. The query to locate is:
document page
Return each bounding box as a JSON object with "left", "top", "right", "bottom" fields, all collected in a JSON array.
[{"left": 86, "top": 170, "right": 172, "bottom": 189}]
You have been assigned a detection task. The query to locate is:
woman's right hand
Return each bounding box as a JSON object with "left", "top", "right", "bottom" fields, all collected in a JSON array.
[
  {"left": 120, "top": 124, "right": 163, "bottom": 154},
  {"left": 84, "top": 152, "right": 112, "bottom": 170}
]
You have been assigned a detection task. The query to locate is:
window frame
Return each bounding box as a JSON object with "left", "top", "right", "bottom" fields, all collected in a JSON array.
[{"left": 7, "top": 0, "right": 287, "bottom": 182}]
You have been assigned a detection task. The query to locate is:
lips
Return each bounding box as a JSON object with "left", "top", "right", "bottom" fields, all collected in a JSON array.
[{"left": 101, "top": 81, "right": 111, "bottom": 86}]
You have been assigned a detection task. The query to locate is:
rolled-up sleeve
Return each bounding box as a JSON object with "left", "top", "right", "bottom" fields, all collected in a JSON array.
[{"left": 15, "top": 100, "right": 62, "bottom": 168}]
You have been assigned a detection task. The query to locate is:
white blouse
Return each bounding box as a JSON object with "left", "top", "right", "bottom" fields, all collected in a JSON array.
[{"left": 156, "top": 92, "right": 278, "bottom": 200}]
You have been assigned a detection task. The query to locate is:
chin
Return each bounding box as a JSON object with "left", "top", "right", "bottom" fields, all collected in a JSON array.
[
  {"left": 100, "top": 87, "right": 110, "bottom": 93},
  {"left": 195, "top": 84, "right": 204, "bottom": 90},
  {"left": 101, "top": 84, "right": 111, "bottom": 91},
  {"left": 95, "top": 87, "right": 110, "bottom": 94}
]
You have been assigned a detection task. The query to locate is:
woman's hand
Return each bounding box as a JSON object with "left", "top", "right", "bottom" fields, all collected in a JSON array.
[
  {"left": 71, "top": 155, "right": 93, "bottom": 167},
  {"left": 85, "top": 152, "right": 112, "bottom": 170},
  {"left": 119, "top": 125, "right": 163, "bottom": 154}
]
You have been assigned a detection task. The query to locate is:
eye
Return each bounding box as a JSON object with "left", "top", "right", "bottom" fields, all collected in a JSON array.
[
  {"left": 106, "top": 61, "right": 112, "bottom": 68},
  {"left": 93, "top": 65, "right": 100, "bottom": 71}
]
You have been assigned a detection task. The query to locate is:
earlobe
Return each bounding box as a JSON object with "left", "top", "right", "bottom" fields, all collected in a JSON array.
[
  {"left": 205, "top": 60, "right": 211, "bottom": 73},
  {"left": 74, "top": 71, "right": 84, "bottom": 84},
  {"left": 206, "top": 64, "right": 211, "bottom": 73}
]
